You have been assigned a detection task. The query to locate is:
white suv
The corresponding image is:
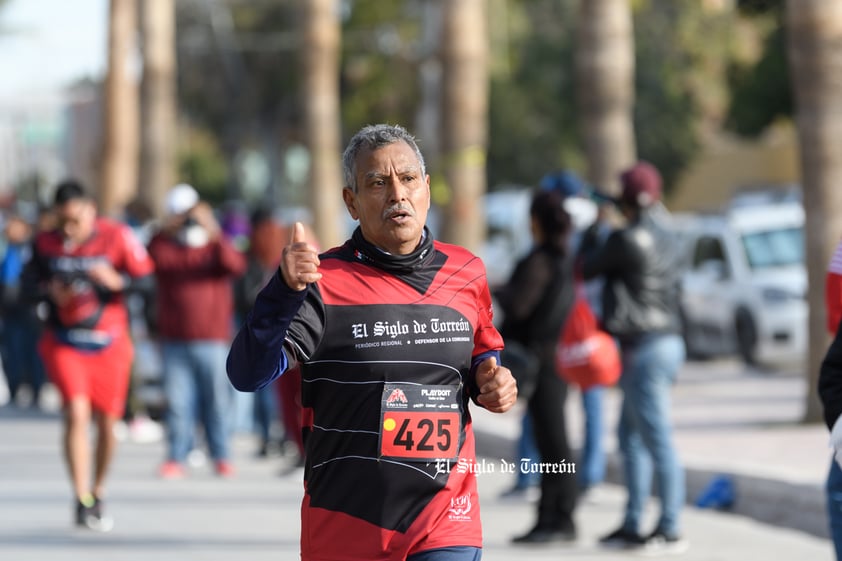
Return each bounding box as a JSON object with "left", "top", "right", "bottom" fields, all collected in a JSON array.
[{"left": 674, "top": 197, "right": 807, "bottom": 368}]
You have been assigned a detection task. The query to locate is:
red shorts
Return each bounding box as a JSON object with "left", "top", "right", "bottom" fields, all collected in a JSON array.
[
  {"left": 275, "top": 365, "right": 304, "bottom": 456},
  {"left": 39, "top": 330, "right": 134, "bottom": 417}
]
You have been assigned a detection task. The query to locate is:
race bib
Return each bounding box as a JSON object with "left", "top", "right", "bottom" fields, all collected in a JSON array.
[{"left": 379, "top": 384, "right": 462, "bottom": 462}]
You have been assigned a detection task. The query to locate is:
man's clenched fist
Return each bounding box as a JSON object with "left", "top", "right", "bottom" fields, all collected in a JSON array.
[{"left": 475, "top": 356, "right": 518, "bottom": 413}]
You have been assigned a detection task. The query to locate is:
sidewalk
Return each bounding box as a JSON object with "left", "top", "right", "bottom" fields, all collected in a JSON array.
[
  {"left": 473, "top": 357, "right": 832, "bottom": 539},
  {"left": 0, "top": 357, "right": 834, "bottom": 560}
]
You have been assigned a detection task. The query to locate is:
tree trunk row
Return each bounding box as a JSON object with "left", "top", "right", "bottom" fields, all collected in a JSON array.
[{"left": 98, "top": 1, "right": 841, "bottom": 426}]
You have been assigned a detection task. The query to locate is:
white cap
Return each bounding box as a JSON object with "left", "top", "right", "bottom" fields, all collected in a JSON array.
[{"left": 165, "top": 183, "right": 199, "bottom": 215}]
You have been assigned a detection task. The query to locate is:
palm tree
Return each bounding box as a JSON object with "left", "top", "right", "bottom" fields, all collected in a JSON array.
[
  {"left": 439, "top": 0, "right": 489, "bottom": 252},
  {"left": 100, "top": 0, "right": 140, "bottom": 217},
  {"left": 138, "top": 0, "right": 177, "bottom": 218},
  {"left": 575, "top": 0, "right": 636, "bottom": 194},
  {"left": 786, "top": 1, "right": 842, "bottom": 423},
  {"left": 300, "top": 0, "right": 344, "bottom": 249}
]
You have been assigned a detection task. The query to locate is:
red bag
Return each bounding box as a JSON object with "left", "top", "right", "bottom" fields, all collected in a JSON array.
[{"left": 555, "top": 284, "right": 621, "bottom": 390}]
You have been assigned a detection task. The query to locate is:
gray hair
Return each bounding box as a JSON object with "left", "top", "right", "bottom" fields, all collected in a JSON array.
[{"left": 342, "top": 124, "right": 426, "bottom": 192}]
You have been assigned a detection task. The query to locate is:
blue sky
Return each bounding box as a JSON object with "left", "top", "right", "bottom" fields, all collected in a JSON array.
[{"left": 0, "top": 0, "right": 107, "bottom": 99}]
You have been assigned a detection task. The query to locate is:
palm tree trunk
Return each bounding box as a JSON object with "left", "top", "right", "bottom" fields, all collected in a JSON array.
[
  {"left": 300, "top": 0, "right": 344, "bottom": 249},
  {"left": 786, "top": 1, "right": 842, "bottom": 423},
  {"left": 138, "top": 0, "right": 177, "bottom": 219},
  {"left": 414, "top": 0, "right": 443, "bottom": 176},
  {"left": 439, "top": 0, "right": 489, "bottom": 253},
  {"left": 100, "top": 0, "right": 140, "bottom": 216},
  {"left": 575, "top": 0, "right": 636, "bottom": 194}
]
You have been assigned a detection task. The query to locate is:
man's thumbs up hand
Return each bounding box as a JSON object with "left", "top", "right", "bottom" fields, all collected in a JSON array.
[
  {"left": 281, "top": 222, "right": 322, "bottom": 291},
  {"left": 475, "top": 356, "right": 518, "bottom": 413}
]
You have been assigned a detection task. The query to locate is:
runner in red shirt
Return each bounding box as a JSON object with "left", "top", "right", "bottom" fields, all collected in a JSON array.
[
  {"left": 228, "top": 124, "right": 518, "bottom": 560},
  {"left": 27, "top": 180, "right": 154, "bottom": 531}
]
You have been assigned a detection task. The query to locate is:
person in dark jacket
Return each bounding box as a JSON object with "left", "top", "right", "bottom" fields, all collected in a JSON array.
[
  {"left": 497, "top": 189, "right": 579, "bottom": 544},
  {"left": 0, "top": 205, "right": 46, "bottom": 408},
  {"left": 819, "top": 294, "right": 842, "bottom": 561},
  {"left": 580, "top": 161, "right": 688, "bottom": 553}
]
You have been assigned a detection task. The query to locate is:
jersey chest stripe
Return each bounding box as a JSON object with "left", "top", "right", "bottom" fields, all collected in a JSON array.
[
  {"left": 302, "top": 377, "right": 384, "bottom": 385},
  {"left": 311, "top": 424, "right": 379, "bottom": 436},
  {"left": 408, "top": 263, "right": 485, "bottom": 306},
  {"left": 310, "top": 455, "right": 444, "bottom": 480},
  {"left": 305, "top": 359, "right": 461, "bottom": 376}
]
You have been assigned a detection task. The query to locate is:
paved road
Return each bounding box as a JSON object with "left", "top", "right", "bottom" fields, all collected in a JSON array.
[{"left": 0, "top": 364, "right": 835, "bottom": 561}]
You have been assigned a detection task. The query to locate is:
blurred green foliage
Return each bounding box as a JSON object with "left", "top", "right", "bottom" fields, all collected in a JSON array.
[
  {"left": 633, "top": 0, "right": 735, "bottom": 190},
  {"left": 178, "top": 128, "right": 229, "bottom": 205},
  {"left": 172, "top": 0, "right": 775, "bottom": 198},
  {"left": 340, "top": 1, "right": 423, "bottom": 134},
  {"left": 487, "top": 0, "right": 581, "bottom": 189},
  {"left": 736, "top": 0, "right": 783, "bottom": 17},
  {"left": 726, "top": 0, "right": 790, "bottom": 137}
]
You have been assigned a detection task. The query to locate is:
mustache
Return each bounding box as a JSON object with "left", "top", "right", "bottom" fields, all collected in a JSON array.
[{"left": 382, "top": 204, "right": 415, "bottom": 220}]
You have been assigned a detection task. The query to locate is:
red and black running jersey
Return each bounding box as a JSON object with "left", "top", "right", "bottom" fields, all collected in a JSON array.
[
  {"left": 30, "top": 218, "right": 154, "bottom": 339},
  {"left": 284, "top": 233, "right": 503, "bottom": 560}
]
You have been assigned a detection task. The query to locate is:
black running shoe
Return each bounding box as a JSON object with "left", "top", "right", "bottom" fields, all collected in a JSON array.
[
  {"left": 643, "top": 529, "right": 689, "bottom": 555},
  {"left": 598, "top": 526, "right": 646, "bottom": 549},
  {"left": 512, "top": 526, "right": 577, "bottom": 544},
  {"left": 75, "top": 497, "right": 114, "bottom": 533}
]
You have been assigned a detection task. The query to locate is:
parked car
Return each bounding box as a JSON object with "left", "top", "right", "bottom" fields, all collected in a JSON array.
[
  {"left": 481, "top": 188, "right": 535, "bottom": 289},
  {"left": 673, "top": 198, "right": 806, "bottom": 367}
]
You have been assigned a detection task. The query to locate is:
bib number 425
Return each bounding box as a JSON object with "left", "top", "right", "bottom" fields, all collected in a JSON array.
[{"left": 381, "top": 412, "right": 459, "bottom": 460}]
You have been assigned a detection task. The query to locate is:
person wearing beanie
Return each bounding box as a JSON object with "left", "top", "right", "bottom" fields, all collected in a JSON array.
[{"left": 578, "top": 161, "right": 688, "bottom": 553}]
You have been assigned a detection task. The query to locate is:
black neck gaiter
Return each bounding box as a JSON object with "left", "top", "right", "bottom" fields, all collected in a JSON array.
[{"left": 350, "top": 226, "right": 436, "bottom": 275}]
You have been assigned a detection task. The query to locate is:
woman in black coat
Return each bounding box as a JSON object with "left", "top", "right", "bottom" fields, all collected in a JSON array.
[
  {"left": 819, "top": 319, "right": 842, "bottom": 560},
  {"left": 496, "top": 189, "right": 579, "bottom": 543}
]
